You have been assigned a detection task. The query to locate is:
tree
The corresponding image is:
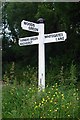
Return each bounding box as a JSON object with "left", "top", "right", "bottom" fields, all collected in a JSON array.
[{"left": 2, "top": 2, "right": 80, "bottom": 68}]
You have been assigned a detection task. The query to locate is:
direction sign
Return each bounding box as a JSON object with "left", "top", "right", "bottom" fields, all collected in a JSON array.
[
  {"left": 44, "top": 31, "right": 67, "bottom": 43},
  {"left": 19, "top": 36, "right": 39, "bottom": 46},
  {"left": 19, "top": 31, "right": 67, "bottom": 46},
  {"left": 21, "top": 20, "right": 39, "bottom": 33}
]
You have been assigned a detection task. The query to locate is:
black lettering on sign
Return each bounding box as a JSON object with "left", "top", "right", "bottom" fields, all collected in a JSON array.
[
  {"left": 58, "top": 37, "right": 64, "bottom": 41},
  {"left": 24, "top": 21, "right": 35, "bottom": 27},
  {"left": 20, "top": 40, "right": 32, "bottom": 45},
  {"left": 45, "top": 33, "right": 63, "bottom": 39},
  {"left": 20, "top": 38, "right": 29, "bottom": 42},
  {"left": 56, "top": 33, "right": 63, "bottom": 37},
  {"left": 30, "top": 37, "right": 38, "bottom": 41},
  {"left": 56, "top": 38, "right": 57, "bottom": 41},
  {"left": 28, "top": 26, "right": 38, "bottom": 32}
]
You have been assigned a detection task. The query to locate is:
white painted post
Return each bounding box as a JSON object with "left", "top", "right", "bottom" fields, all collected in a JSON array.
[
  {"left": 38, "top": 23, "right": 45, "bottom": 90},
  {"left": 20, "top": 18, "right": 67, "bottom": 90}
]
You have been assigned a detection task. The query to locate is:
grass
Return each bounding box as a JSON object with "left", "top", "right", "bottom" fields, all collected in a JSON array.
[
  {"left": 2, "top": 83, "right": 79, "bottom": 118},
  {"left": 2, "top": 62, "right": 80, "bottom": 118}
]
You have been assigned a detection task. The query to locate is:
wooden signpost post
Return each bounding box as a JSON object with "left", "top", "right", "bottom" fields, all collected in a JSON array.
[{"left": 19, "top": 18, "right": 67, "bottom": 90}]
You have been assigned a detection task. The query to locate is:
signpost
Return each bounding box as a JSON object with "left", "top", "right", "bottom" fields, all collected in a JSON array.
[
  {"left": 19, "top": 18, "right": 67, "bottom": 90},
  {"left": 19, "top": 31, "right": 66, "bottom": 46},
  {"left": 19, "top": 36, "right": 39, "bottom": 46},
  {"left": 44, "top": 31, "right": 67, "bottom": 43},
  {"left": 21, "top": 20, "right": 39, "bottom": 33}
]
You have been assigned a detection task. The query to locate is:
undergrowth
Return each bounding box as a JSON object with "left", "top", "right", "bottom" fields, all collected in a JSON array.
[
  {"left": 2, "top": 83, "right": 79, "bottom": 118},
  {"left": 2, "top": 61, "right": 80, "bottom": 118}
]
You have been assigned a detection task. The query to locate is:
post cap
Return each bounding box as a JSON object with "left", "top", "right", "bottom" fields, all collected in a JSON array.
[{"left": 37, "top": 18, "right": 45, "bottom": 24}]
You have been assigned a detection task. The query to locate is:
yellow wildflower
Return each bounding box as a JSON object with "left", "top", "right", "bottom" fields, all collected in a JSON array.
[
  {"left": 67, "top": 103, "right": 69, "bottom": 105},
  {"left": 55, "top": 92, "right": 58, "bottom": 95},
  {"left": 42, "top": 101, "right": 44, "bottom": 104},
  {"left": 29, "top": 87, "right": 31, "bottom": 90},
  {"left": 61, "top": 94, "right": 64, "bottom": 99},
  {"left": 26, "top": 94, "right": 27, "bottom": 97},
  {"left": 52, "top": 85, "right": 54, "bottom": 88},
  {"left": 76, "top": 88, "right": 78, "bottom": 91},
  {"left": 62, "top": 96, "right": 64, "bottom": 100},
  {"left": 35, "top": 102, "right": 36, "bottom": 104},
  {"left": 10, "top": 92, "right": 13, "bottom": 95},
  {"left": 56, "top": 88, "right": 58, "bottom": 91},
  {"left": 77, "top": 97, "right": 79, "bottom": 100},
  {"left": 39, "top": 103, "right": 41, "bottom": 107},
  {"left": 52, "top": 88, "right": 54, "bottom": 90},
  {"left": 54, "top": 102, "right": 57, "bottom": 104},
  {"left": 42, "top": 98, "right": 45, "bottom": 102},
  {"left": 48, "top": 91, "right": 50, "bottom": 94},
  {"left": 50, "top": 100, "right": 53, "bottom": 103},
  {"left": 54, "top": 109, "right": 57, "bottom": 112},
  {"left": 50, "top": 109, "right": 51, "bottom": 112},
  {"left": 45, "top": 100, "right": 47, "bottom": 102},
  {"left": 48, "top": 97, "right": 50, "bottom": 100},
  {"left": 55, "top": 83, "right": 58, "bottom": 87},
  {"left": 73, "top": 93, "right": 76, "bottom": 96},
  {"left": 47, "top": 96, "right": 49, "bottom": 98},
  {"left": 68, "top": 115, "right": 70, "bottom": 117},
  {"left": 51, "top": 97, "right": 54, "bottom": 100},
  {"left": 41, "top": 103, "right": 43, "bottom": 106},
  {"left": 34, "top": 106, "right": 38, "bottom": 109},
  {"left": 61, "top": 94, "right": 64, "bottom": 97},
  {"left": 53, "top": 94, "right": 55, "bottom": 97}
]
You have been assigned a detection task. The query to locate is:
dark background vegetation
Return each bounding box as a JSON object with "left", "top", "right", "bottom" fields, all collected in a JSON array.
[{"left": 2, "top": 2, "right": 80, "bottom": 84}]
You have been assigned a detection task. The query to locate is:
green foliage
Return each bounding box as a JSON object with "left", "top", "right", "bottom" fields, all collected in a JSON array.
[
  {"left": 2, "top": 83, "right": 79, "bottom": 118},
  {"left": 69, "top": 62, "right": 77, "bottom": 85},
  {"left": 3, "top": 62, "right": 37, "bottom": 86},
  {"left": 2, "top": 59, "right": 79, "bottom": 118},
  {"left": 6, "top": 2, "right": 38, "bottom": 38},
  {"left": 3, "top": 57, "right": 78, "bottom": 87},
  {"left": 35, "top": 3, "right": 58, "bottom": 33},
  {"left": 46, "top": 56, "right": 78, "bottom": 87}
]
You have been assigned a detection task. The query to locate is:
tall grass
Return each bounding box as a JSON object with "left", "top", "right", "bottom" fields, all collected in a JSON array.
[
  {"left": 2, "top": 83, "right": 79, "bottom": 118},
  {"left": 2, "top": 61, "right": 80, "bottom": 118},
  {"left": 3, "top": 62, "right": 37, "bottom": 85}
]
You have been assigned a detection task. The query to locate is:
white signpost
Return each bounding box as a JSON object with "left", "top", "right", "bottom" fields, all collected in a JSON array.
[
  {"left": 19, "top": 32, "right": 66, "bottom": 46},
  {"left": 19, "top": 19, "right": 67, "bottom": 90},
  {"left": 19, "top": 36, "right": 39, "bottom": 46},
  {"left": 21, "top": 20, "right": 39, "bottom": 33}
]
